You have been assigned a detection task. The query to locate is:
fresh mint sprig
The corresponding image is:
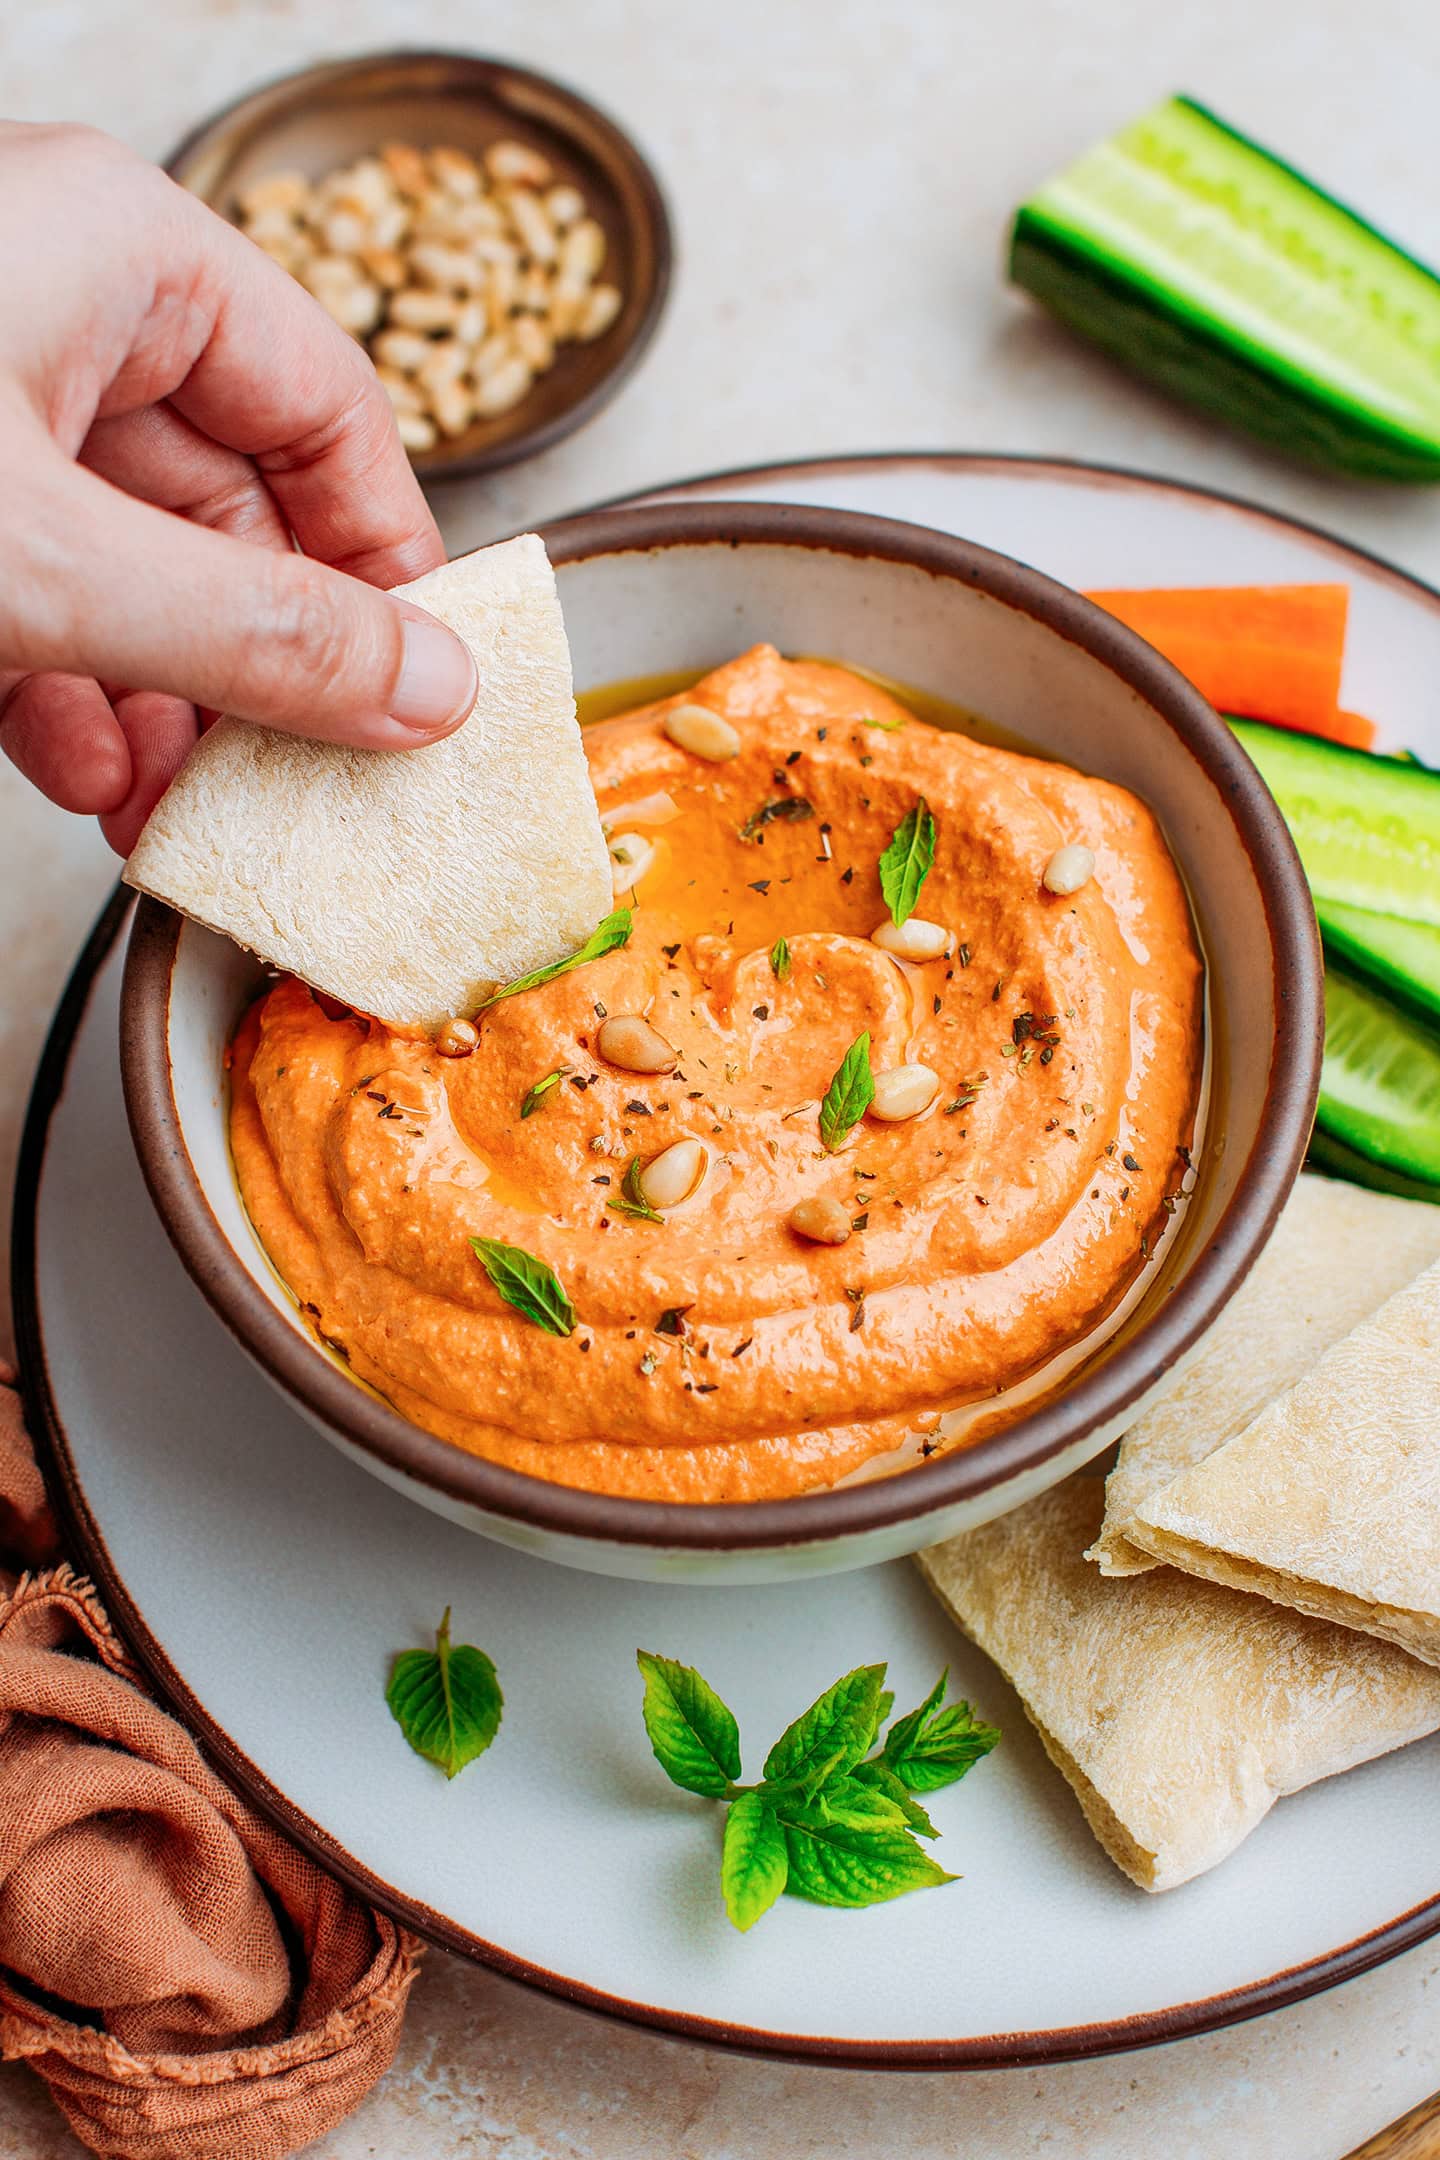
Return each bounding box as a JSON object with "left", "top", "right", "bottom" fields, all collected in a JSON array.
[
  {"left": 637, "top": 1653, "right": 999, "bottom": 1931},
  {"left": 819, "top": 1032, "right": 873, "bottom": 1152},
  {"left": 469, "top": 1237, "right": 576, "bottom": 1335}
]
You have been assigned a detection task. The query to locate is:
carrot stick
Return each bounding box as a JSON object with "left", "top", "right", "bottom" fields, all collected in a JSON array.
[{"left": 1084, "top": 584, "right": 1350, "bottom": 741}]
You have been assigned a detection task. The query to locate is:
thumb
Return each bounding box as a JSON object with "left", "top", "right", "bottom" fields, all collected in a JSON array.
[{"left": 11, "top": 458, "right": 477, "bottom": 748}]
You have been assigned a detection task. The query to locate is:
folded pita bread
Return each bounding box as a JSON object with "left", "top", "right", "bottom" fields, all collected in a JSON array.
[
  {"left": 1091, "top": 1176, "right": 1440, "bottom": 1575},
  {"left": 1127, "top": 1256, "right": 1440, "bottom": 1664},
  {"left": 919, "top": 1477, "right": 1440, "bottom": 1891},
  {"left": 123, "top": 535, "right": 612, "bottom": 1029}
]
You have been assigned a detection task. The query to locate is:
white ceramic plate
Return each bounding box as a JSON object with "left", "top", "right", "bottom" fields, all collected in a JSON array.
[{"left": 17, "top": 456, "right": 1440, "bottom": 2067}]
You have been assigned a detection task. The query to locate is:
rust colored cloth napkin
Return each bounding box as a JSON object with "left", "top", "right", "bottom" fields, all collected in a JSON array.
[{"left": 0, "top": 1364, "right": 423, "bottom": 2158}]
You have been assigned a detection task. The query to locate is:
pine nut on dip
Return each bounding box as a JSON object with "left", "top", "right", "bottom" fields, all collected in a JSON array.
[{"left": 228, "top": 646, "right": 1202, "bottom": 1504}]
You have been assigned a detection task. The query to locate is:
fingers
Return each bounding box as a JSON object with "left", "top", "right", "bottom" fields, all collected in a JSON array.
[
  {"left": 160, "top": 180, "right": 446, "bottom": 588},
  {"left": 7, "top": 454, "right": 477, "bottom": 748},
  {"left": 81, "top": 403, "right": 292, "bottom": 552},
  {"left": 0, "top": 671, "right": 132, "bottom": 813},
  {"left": 98, "top": 690, "right": 199, "bottom": 855}
]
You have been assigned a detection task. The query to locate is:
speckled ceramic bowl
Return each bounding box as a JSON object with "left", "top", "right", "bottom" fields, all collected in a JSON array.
[{"left": 121, "top": 501, "right": 1321, "bottom": 1582}]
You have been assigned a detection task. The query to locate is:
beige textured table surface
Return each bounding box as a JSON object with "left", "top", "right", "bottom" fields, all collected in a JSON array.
[{"left": 5, "top": 1, "right": 1440, "bottom": 2153}]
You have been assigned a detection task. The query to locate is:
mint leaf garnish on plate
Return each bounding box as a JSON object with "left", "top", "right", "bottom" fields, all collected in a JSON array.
[
  {"left": 469, "top": 1237, "right": 576, "bottom": 1335},
  {"left": 480, "top": 908, "right": 632, "bottom": 1008},
  {"left": 769, "top": 936, "right": 792, "bottom": 981},
  {"left": 819, "top": 1032, "right": 873, "bottom": 1152},
  {"left": 637, "top": 1649, "right": 742, "bottom": 1797},
  {"left": 387, "top": 1607, "right": 502, "bottom": 1780},
  {"left": 636, "top": 1654, "right": 997, "bottom": 1929},
  {"left": 879, "top": 797, "right": 937, "bottom": 926},
  {"left": 519, "top": 1067, "right": 570, "bottom": 1118},
  {"left": 608, "top": 1154, "right": 663, "bottom": 1223}
]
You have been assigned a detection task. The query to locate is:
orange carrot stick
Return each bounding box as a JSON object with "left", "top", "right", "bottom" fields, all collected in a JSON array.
[{"left": 1084, "top": 584, "right": 1350, "bottom": 740}]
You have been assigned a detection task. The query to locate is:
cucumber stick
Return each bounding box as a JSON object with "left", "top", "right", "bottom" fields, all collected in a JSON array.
[
  {"left": 1012, "top": 96, "right": 1440, "bottom": 479},
  {"left": 1230, "top": 718, "right": 1440, "bottom": 927},
  {"left": 1307, "top": 1122, "right": 1440, "bottom": 1206},
  {"left": 1318, "top": 901, "right": 1440, "bottom": 1028},
  {"left": 1318, "top": 968, "right": 1440, "bottom": 1185}
]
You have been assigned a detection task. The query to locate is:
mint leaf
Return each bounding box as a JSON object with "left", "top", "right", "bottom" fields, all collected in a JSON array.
[
  {"left": 878, "top": 798, "right": 936, "bottom": 927},
  {"left": 769, "top": 936, "right": 792, "bottom": 982},
  {"left": 763, "top": 1664, "right": 885, "bottom": 1799},
  {"left": 469, "top": 1237, "right": 575, "bottom": 1336},
  {"left": 778, "top": 1813, "right": 955, "bottom": 1909},
  {"left": 851, "top": 1757, "right": 938, "bottom": 1839},
  {"left": 637, "top": 1651, "right": 742, "bottom": 1798},
  {"left": 861, "top": 712, "right": 906, "bottom": 731},
  {"left": 881, "top": 1669, "right": 1001, "bottom": 1793},
  {"left": 609, "top": 1154, "right": 663, "bottom": 1223},
  {"left": 722, "top": 1792, "right": 788, "bottom": 1931},
  {"left": 818, "top": 1033, "right": 873, "bottom": 1153},
  {"left": 520, "top": 1067, "right": 570, "bottom": 1118},
  {"left": 386, "top": 1607, "right": 502, "bottom": 1780},
  {"left": 807, "top": 1771, "right": 911, "bottom": 1833},
  {"left": 480, "top": 908, "right": 632, "bottom": 1008}
]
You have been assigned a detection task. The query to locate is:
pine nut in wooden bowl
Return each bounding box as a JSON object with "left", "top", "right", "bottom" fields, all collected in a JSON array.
[{"left": 165, "top": 50, "right": 672, "bottom": 481}]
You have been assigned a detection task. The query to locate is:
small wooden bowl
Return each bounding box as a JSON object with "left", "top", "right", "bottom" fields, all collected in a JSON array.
[{"left": 166, "top": 49, "right": 673, "bottom": 482}]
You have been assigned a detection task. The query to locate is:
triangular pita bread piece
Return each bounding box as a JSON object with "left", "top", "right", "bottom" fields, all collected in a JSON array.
[
  {"left": 919, "top": 1477, "right": 1440, "bottom": 1891},
  {"left": 123, "top": 534, "right": 612, "bottom": 1029},
  {"left": 1091, "top": 1176, "right": 1440, "bottom": 1575},
  {"left": 1126, "top": 1255, "right": 1440, "bottom": 1664}
]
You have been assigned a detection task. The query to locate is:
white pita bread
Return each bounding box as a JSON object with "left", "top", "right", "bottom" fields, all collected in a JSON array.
[
  {"left": 1091, "top": 1176, "right": 1440, "bottom": 1575},
  {"left": 919, "top": 1477, "right": 1440, "bottom": 1891},
  {"left": 123, "top": 534, "right": 612, "bottom": 1029},
  {"left": 1127, "top": 1256, "right": 1440, "bottom": 1664}
]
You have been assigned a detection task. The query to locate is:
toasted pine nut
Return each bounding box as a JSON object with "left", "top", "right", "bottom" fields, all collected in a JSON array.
[
  {"left": 381, "top": 142, "right": 430, "bottom": 196},
  {"left": 544, "top": 183, "right": 585, "bottom": 228},
  {"left": 323, "top": 279, "right": 383, "bottom": 336},
  {"left": 372, "top": 326, "right": 435, "bottom": 373},
  {"left": 608, "top": 833, "right": 655, "bottom": 889},
  {"left": 869, "top": 1064, "right": 941, "bottom": 1121},
  {"left": 871, "top": 917, "right": 952, "bottom": 961},
  {"left": 369, "top": 202, "right": 410, "bottom": 251},
  {"left": 361, "top": 244, "right": 408, "bottom": 290},
  {"left": 416, "top": 339, "right": 467, "bottom": 392},
  {"left": 485, "top": 139, "right": 553, "bottom": 189},
  {"left": 474, "top": 354, "right": 534, "bottom": 417},
  {"left": 506, "top": 188, "right": 558, "bottom": 265},
  {"left": 239, "top": 171, "right": 310, "bottom": 218},
  {"left": 395, "top": 410, "right": 438, "bottom": 452},
  {"left": 516, "top": 263, "right": 551, "bottom": 313},
  {"left": 511, "top": 314, "right": 556, "bottom": 372},
  {"left": 435, "top": 1016, "right": 479, "bottom": 1057},
  {"left": 1042, "top": 844, "right": 1096, "bottom": 896},
  {"left": 597, "top": 1015, "right": 678, "bottom": 1074},
  {"left": 600, "top": 790, "right": 679, "bottom": 836},
  {"left": 430, "top": 146, "right": 482, "bottom": 199},
  {"left": 788, "top": 1196, "right": 852, "bottom": 1246},
  {"left": 576, "top": 283, "right": 622, "bottom": 340},
  {"left": 430, "top": 378, "right": 476, "bottom": 438},
  {"left": 321, "top": 207, "right": 368, "bottom": 255},
  {"left": 389, "top": 287, "right": 461, "bottom": 331},
  {"left": 663, "top": 703, "right": 741, "bottom": 762},
  {"left": 638, "top": 1138, "right": 707, "bottom": 1211},
  {"left": 410, "top": 241, "right": 485, "bottom": 291},
  {"left": 559, "top": 217, "right": 606, "bottom": 283},
  {"left": 455, "top": 298, "right": 487, "bottom": 345}
]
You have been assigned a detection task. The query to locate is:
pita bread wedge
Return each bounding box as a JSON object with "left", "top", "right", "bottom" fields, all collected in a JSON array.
[
  {"left": 1091, "top": 1176, "right": 1440, "bottom": 1575},
  {"left": 123, "top": 534, "right": 612, "bottom": 1029},
  {"left": 1127, "top": 1256, "right": 1440, "bottom": 1664},
  {"left": 919, "top": 1477, "right": 1440, "bottom": 1891}
]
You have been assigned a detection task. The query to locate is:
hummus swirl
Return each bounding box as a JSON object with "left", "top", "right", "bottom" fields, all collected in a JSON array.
[{"left": 230, "top": 647, "right": 1203, "bottom": 1502}]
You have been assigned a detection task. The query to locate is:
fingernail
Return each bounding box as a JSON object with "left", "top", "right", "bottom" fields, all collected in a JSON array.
[{"left": 390, "top": 619, "right": 478, "bottom": 733}]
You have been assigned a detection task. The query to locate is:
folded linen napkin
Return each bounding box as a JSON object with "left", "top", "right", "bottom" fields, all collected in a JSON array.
[{"left": 0, "top": 1365, "right": 422, "bottom": 2159}]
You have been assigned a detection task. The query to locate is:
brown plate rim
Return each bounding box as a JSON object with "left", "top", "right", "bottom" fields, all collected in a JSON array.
[
  {"left": 118, "top": 494, "right": 1323, "bottom": 1552},
  {"left": 163, "top": 46, "right": 674, "bottom": 482},
  {"left": 14, "top": 867, "right": 1440, "bottom": 2069}
]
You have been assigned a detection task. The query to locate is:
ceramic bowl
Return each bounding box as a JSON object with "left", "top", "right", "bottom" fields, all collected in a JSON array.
[
  {"left": 121, "top": 501, "right": 1322, "bottom": 1583},
  {"left": 165, "top": 50, "right": 672, "bottom": 482}
]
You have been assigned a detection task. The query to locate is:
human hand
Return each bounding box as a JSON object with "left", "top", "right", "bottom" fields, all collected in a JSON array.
[{"left": 0, "top": 121, "right": 479, "bottom": 854}]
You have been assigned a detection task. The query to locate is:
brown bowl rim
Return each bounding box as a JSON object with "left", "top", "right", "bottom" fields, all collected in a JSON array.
[
  {"left": 163, "top": 46, "right": 674, "bottom": 482},
  {"left": 120, "top": 498, "right": 1324, "bottom": 1552}
]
